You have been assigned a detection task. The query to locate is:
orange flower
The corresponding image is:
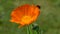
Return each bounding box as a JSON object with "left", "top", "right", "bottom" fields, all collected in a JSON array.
[{"left": 10, "top": 4, "right": 40, "bottom": 28}]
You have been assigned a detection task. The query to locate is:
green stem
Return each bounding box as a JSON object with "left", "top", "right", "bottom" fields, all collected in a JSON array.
[
  {"left": 27, "top": 25, "right": 33, "bottom": 34},
  {"left": 27, "top": 26, "right": 30, "bottom": 34}
]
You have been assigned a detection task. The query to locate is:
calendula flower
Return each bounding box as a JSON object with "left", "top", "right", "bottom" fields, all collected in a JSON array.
[{"left": 10, "top": 4, "right": 40, "bottom": 28}]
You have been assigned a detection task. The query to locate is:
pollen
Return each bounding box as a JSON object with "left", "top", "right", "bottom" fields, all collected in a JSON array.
[{"left": 21, "top": 16, "right": 32, "bottom": 24}]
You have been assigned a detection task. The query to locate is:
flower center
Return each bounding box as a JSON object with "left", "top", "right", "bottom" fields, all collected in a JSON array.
[{"left": 21, "top": 16, "right": 32, "bottom": 24}]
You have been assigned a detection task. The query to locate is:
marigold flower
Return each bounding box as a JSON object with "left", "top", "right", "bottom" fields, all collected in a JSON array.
[{"left": 10, "top": 4, "right": 40, "bottom": 28}]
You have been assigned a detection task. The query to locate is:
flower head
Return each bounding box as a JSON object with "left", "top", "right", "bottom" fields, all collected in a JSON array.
[{"left": 10, "top": 4, "right": 40, "bottom": 28}]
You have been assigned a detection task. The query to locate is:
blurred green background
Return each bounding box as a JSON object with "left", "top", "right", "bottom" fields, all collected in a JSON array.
[{"left": 0, "top": 0, "right": 60, "bottom": 34}]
